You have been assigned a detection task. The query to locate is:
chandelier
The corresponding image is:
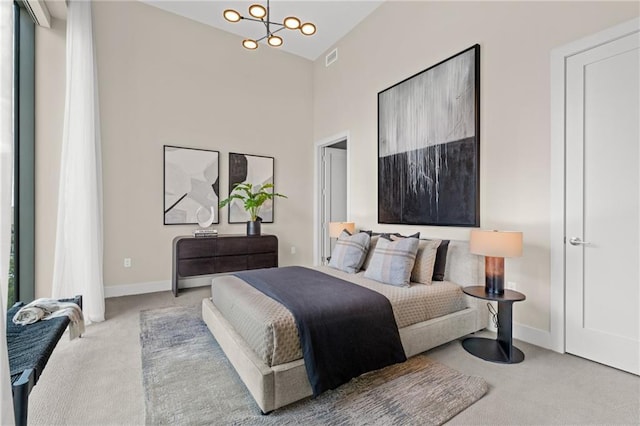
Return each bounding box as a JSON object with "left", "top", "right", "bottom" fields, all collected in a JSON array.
[{"left": 223, "top": 0, "right": 316, "bottom": 50}]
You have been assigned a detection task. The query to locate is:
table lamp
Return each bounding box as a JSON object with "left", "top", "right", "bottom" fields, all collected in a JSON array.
[
  {"left": 329, "top": 222, "right": 355, "bottom": 238},
  {"left": 470, "top": 230, "right": 523, "bottom": 295}
]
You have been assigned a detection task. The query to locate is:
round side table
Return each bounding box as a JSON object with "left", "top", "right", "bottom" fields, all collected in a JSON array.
[{"left": 462, "top": 286, "right": 526, "bottom": 364}]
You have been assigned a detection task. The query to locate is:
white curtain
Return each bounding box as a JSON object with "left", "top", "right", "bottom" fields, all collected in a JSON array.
[
  {"left": 0, "top": 0, "right": 15, "bottom": 423},
  {"left": 52, "top": 0, "right": 104, "bottom": 323}
]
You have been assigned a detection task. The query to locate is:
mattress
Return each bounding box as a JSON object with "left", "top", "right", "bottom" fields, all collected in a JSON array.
[{"left": 210, "top": 266, "right": 467, "bottom": 367}]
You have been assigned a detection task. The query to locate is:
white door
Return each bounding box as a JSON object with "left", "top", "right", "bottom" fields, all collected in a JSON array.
[
  {"left": 321, "top": 147, "right": 347, "bottom": 263},
  {"left": 565, "top": 31, "right": 640, "bottom": 374}
]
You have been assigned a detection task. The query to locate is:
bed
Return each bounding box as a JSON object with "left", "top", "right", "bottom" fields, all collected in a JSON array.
[{"left": 201, "top": 240, "right": 488, "bottom": 413}]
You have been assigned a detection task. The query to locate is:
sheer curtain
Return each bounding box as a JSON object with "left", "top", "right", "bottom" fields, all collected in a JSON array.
[
  {"left": 0, "top": 0, "right": 15, "bottom": 423},
  {"left": 52, "top": 0, "right": 105, "bottom": 323}
]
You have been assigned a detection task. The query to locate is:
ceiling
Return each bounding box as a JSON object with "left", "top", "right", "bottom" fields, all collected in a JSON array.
[{"left": 139, "top": 1, "right": 384, "bottom": 60}]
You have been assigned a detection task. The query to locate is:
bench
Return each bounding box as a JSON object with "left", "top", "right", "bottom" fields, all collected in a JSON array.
[{"left": 6, "top": 296, "right": 82, "bottom": 426}]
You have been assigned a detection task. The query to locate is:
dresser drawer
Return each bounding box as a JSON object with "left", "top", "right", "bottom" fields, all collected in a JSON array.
[
  {"left": 176, "top": 238, "right": 216, "bottom": 259},
  {"left": 213, "top": 255, "right": 248, "bottom": 273},
  {"left": 178, "top": 258, "right": 216, "bottom": 276},
  {"left": 247, "top": 253, "right": 278, "bottom": 269},
  {"left": 216, "top": 237, "right": 249, "bottom": 256},
  {"left": 247, "top": 235, "right": 278, "bottom": 254}
]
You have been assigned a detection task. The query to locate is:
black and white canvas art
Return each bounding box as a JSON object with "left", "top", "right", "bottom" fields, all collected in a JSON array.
[
  {"left": 378, "top": 45, "right": 480, "bottom": 227},
  {"left": 164, "top": 146, "right": 219, "bottom": 225},
  {"left": 228, "top": 153, "right": 275, "bottom": 223}
]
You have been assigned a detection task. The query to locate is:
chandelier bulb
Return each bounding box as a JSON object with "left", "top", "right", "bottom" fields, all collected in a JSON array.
[
  {"left": 242, "top": 39, "right": 258, "bottom": 50},
  {"left": 283, "top": 16, "right": 301, "bottom": 30},
  {"left": 248, "top": 4, "right": 267, "bottom": 19},
  {"left": 223, "top": 9, "right": 241, "bottom": 23},
  {"left": 300, "top": 22, "right": 316, "bottom": 36},
  {"left": 267, "top": 35, "right": 283, "bottom": 47}
]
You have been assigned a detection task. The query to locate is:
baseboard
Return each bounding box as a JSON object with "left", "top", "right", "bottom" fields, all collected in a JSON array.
[
  {"left": 104, "top": 276, "right": 214, "bottom": 298},
  {"left": 104, "top": 280, "right": 168, "bottom": 298},
  {"left": 513, "top": 322, "right": 553, "bottom": 351}
]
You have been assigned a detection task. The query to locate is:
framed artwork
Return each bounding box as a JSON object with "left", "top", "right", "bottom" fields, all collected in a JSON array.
[
  {"left": 378, "top": 44, "right": 480, "bottom": 227},
  {"left": 163, "top": 145, "right": 220, "bottom": 225},
  {"left": 228, "top": 153, "right": 275, "bottom": 223}
]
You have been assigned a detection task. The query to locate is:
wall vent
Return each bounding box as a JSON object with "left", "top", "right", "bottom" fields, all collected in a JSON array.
[{"left": 325, "top": 48, "right": 338, "bottom": 67}]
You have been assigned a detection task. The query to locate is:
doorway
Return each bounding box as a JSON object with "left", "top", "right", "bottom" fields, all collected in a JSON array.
[
  {"left": 551, "top": 18, "right": 639, "bottom": 374},
  {"left": 314, "top": 133, "right": 349, "bottom": 265}
]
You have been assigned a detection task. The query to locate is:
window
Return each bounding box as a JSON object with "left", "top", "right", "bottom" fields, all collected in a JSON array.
[{"left": 8, "top": 1, "right": 35, "bottom": 306}]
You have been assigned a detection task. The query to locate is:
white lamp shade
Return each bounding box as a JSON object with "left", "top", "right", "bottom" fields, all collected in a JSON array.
[
  {"left": 223, "top": 9, "right": 241, "bottom": 23},
  {"left": 248, "top": 4, "right": 267, "bottom": 18},
  {"left": 267, "top": 35, "right": 283, "bottom": 47},
  {"left": 283, "top": 16, "right": 301, "bottom": 29},
  {"left": 329, "top": 222, "right": 355, "bottom": 238},
  {"left": 470, "top": 230, "right": 523, "bottom": 258},
  {"left": 300, "top": 22, "right": 316, "bottom": 35},
  {"left": 242, "top": 39, "right": 258, "bottom": 50}
]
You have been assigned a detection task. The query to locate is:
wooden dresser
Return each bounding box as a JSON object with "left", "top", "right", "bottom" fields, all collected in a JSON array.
[{"left": 172, "top": 234, "right": 278, "bottom": 296}]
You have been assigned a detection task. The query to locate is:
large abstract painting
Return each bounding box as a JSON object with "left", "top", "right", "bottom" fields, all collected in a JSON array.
[
  {"left": 228, "top": 153, "right": 275, "bottom": 223},
  {"left": 378, "top": 44, "right": 480, "bottom": 227},
  {"left": 164, "top": 145, "right": 219, "bottom": 225}
]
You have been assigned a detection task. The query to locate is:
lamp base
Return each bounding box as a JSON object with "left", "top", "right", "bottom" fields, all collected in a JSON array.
[{"left": 485, "top": 256, "right": 505, "bottom": 295}]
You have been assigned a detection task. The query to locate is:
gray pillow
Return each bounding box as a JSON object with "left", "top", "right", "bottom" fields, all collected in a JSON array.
[
  {"left": 363, "top": 236, "right": 419, "bottom": 287},
  {"left": 328, "top": 231, "right": 370, "bottom": 274}
]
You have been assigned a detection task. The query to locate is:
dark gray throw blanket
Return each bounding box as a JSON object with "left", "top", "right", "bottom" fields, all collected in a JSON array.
[{"left": 234, "top": 266, "right": 407, "bottom": 396}]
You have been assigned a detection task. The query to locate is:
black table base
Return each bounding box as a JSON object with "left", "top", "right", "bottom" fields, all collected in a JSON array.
[
  {"left": 461, "top": 286, "right": 526, "bottom": 364},
  {"left": 462, "top": 337, "right": 524, "bottom": 364}
]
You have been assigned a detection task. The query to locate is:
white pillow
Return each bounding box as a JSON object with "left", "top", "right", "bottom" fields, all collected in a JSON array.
[{"left": 410, "top": 239, "right": 441, "bottom": 284}]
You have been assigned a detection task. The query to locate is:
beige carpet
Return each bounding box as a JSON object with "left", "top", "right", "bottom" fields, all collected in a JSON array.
[{"left": 140, "top": 305, "right": 488, "bottom": 425}]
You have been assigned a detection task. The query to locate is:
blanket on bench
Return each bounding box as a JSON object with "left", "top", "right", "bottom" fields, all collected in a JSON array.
[
  {"left": 7, "top": 296, "right": 82, "bottom": 426},
  {"left": 234, "top": 266, "right": 406, "bottom": 396}
]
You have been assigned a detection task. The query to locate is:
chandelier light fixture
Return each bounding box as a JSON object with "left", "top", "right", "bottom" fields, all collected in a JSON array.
[{"left": 223, "top": 0, "right": 316, "bottom": 50}]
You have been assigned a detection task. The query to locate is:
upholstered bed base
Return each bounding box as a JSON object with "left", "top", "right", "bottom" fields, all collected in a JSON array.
[
  {"left": 202, "top": 294, "right": 487, "bottom": 413},
  {"left": 201, "top": 240, "right": 488, "bottom": 413}
]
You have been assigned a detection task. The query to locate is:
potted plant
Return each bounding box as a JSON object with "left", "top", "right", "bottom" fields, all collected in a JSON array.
[{"left": 219, "top": 182, "right": 287, "bottom": 236}]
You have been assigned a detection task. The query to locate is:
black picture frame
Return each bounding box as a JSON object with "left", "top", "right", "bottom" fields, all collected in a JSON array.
[
  {"left": 228, "top": 153, "right": 275, "bottom": 224},
  {"left": 377, "top": 44, "right": 480, "bottom": 227},
  {"left": 163, "top": 145, "right": 220, "bottom": 225}
]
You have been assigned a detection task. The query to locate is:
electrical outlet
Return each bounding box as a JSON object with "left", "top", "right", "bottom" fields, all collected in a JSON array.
[
  {"left": 507, "top": 281, "right": 517, "bottom": 291},
  {"left": 124, "top": 258, "right": 132, "bottom": 268},
  {"left": 290, "top": 246, "right": 297, "bottom": 255}
]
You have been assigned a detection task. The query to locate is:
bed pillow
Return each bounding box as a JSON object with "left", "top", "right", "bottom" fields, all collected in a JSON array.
[
  {"left": 328, "top": 230, "right": 370, "bottom": 274},
  {"left": 363, "top": 235, "right": 419, "bottom": 287},
  {"left": 410, "top": 239, "right": 442, "bottom": 285},
  {"left": 360, "top": 232, "right": 420, "bottom": 272},
  {"left": 360, "top": 235, "right": 380, "bottom": 271},
  {"left": 382, "top": 232, "right": 421, "bottom": 240},
  {"left": 431, "top": 240, "right": 450, "bottom": 281}
]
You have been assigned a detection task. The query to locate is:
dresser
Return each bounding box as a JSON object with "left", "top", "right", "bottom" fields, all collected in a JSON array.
[{"left": 172, "top": 234, "right": 278, "bottom": 296}]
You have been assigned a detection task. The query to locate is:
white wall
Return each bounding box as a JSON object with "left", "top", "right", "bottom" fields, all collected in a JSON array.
[
  {"left": 312, "top": 1, "right": 639, "bottom": 345},
  {"left": 35, "top": 1, "right": 314, "bottom": 298}
]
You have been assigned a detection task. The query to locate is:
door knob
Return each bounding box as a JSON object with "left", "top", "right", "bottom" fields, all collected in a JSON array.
[{"left": 569, "top": 237, "right": 591, "bottom": 246}]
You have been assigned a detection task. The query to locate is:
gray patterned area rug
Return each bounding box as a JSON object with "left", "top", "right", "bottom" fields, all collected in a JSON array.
[{"left": 140, "top": 306, "right": 488, "bottom": 425}]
